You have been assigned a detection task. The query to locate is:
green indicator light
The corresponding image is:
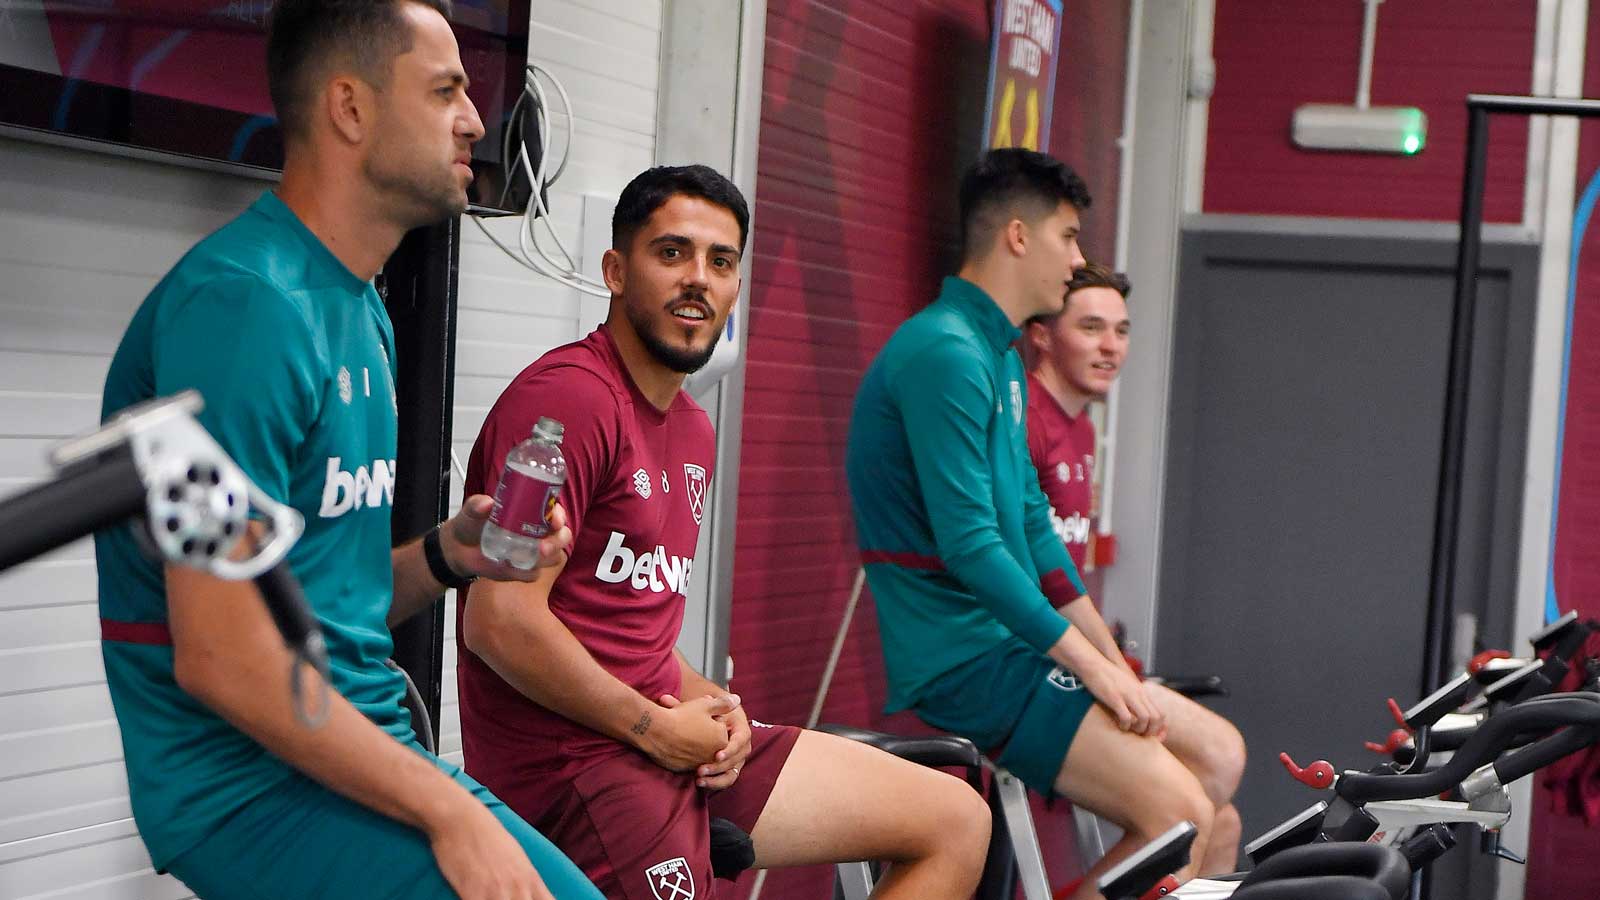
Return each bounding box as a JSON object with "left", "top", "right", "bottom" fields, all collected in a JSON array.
[{"left": 1403, "top": 134, "right": 1422, "bottom": 154}]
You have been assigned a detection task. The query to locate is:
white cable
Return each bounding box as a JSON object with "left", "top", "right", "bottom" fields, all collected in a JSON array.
[
  {"left": 522, "top": 71, "right": 606, "bottom": 290},
  {"left": 468, "top": 64, "right": 610, "bottom": 298},
  {"left": 469, "top": 214, "right": 598, "bottom": 298},
  {"left": 530, "top": 63, "right": 576, "bottom": 185}
]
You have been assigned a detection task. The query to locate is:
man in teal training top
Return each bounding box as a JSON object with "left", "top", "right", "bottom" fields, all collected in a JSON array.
[
  {"left": 847, "top": 148, "right": 1223, "bottom": 898},
  {"left": 94, "top": 2, "right": 600, "bottom": 898}
]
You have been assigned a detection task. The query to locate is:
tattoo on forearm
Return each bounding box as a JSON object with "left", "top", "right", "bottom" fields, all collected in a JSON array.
[{"left": 631, "top": 712, "right": 651, "bottom": 736}]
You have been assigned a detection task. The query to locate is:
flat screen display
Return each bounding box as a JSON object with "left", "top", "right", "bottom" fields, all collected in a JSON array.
[{"left": 0, "top": 1, "right": 530, "bottom": 212}]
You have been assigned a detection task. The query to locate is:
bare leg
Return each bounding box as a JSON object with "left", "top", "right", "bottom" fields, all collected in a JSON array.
[
  {"left": 749, "top": 730, "right": 991, "bottom": 899},
  {"left": 1147, "top": 683, "right": 1247, "bottom": 874},
  {"left": 1053, "top": 705, "right": 1216, "bottom": 900}
]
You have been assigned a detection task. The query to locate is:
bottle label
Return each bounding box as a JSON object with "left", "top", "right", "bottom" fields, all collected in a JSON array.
[{"left": 490, "top": 467, "right": 562, "bottom": 538}]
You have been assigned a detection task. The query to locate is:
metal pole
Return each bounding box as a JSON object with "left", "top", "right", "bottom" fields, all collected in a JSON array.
[
  {"left": 806, "top": 567, "right": 867, "bottom": 728},
  {"left": 1424, "top": 104, "right": 1490, "bottom": 695},
  {"left": 1356, "top": 0, "right": 1384, "bottom": 109}
]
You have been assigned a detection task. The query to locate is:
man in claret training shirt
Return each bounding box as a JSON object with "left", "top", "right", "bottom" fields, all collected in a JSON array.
[
  {"left": 1022, "top": 262, "right": 1246, "bottom": 876},
  {"left": 457, "top": 164, "right": 991, "bottom": 900}
]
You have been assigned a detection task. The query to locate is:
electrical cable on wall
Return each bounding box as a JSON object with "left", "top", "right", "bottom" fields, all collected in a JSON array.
[{"left": 469, "top": 63, "right": 610, "bottom": 298}]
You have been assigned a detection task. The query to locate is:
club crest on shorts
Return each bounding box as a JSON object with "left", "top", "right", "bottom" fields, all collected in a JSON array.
[
  {"left": 683, "top": 463, "right": 708, "bottom": 524},
  {"left": 645, "top": 856, "right": 695, "bottom": 900},
  {"left": 1046, "top": 666, "right": 1083, "bottom": 692},
  {"left": 632, "top": 468, "right": 652, "bottom": 500}
]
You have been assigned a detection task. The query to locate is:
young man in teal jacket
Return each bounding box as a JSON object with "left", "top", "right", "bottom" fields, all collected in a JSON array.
[{"left": 847, "top": 149, "right": 1220, "bottom": 898}]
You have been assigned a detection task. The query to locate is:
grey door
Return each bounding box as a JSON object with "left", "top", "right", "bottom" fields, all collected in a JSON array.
[{"left": 1156, "top": 218, "right": 1538, "bottom": 896}]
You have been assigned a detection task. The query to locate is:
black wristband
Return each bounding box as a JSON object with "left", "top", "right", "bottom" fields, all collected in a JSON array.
[{"left": 423, "top": 526, "right": 475, "bottom": 590}]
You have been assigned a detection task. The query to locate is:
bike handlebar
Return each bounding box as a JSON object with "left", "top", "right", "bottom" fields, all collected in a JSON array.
[
  {"left": 1494, "top": 717, "right": 1600, "bottom": 785},
  {"left": 1336, "top": 693, "right": 1600, "bottom": 804},
  {"left": 0, "top": 447, "right": 147, "bottom": 574},
  {"left": 0, "top": 403, "right": 328, "bottom": 725}
]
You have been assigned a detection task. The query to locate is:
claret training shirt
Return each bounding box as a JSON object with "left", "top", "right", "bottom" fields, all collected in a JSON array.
[
  {"left": 458, "top": 326, "right": 716, "bottom": 790},
  {"left": 1024, "top": 372, "right": 1096, "bottom": 571}
]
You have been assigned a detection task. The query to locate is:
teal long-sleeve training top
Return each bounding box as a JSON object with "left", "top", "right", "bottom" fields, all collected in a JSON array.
[{"left": 847, "top": 276, "right": 1088, "bottom": 712}]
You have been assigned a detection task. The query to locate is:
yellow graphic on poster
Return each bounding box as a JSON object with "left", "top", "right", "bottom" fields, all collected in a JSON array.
[{"left": 983, "top": 0, "right": 1063, "bottom": 151}]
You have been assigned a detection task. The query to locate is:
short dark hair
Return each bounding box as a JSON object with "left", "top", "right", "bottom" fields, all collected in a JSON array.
[
  {"left": 612, "top": 165, "right": 751, "bottom": 252},
  {"left": 959, "top": 148, "right": 1091, "bottom": 264},
  {"left": 1024, "top": 262, "right": 1130, "bottom": 331},
  {"left": 266, "top": 0, "right": 452, "bottom": 140},
  {"left": 1067, "top": 262, "right": 1131, "bottom": 299}
]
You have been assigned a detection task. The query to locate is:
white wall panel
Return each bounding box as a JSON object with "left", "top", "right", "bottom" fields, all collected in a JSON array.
[{"left": 0, "top": 132, "right": 261, "bottom": 898}]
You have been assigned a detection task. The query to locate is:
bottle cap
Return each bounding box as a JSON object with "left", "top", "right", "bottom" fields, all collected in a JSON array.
[{"left": 533, "top": 417, "right": 565, "bottom": 443}]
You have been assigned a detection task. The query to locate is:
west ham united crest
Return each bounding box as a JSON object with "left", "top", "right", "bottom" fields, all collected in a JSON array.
[
  {"left": 683, "top": 463, "right": 708, "bottom": 525},
  {"left": 645, "top": 856, "right": 695, "bottom": 900},
  {"left": 1047, "top": 666, "right": 1083, "bottom": 692}
]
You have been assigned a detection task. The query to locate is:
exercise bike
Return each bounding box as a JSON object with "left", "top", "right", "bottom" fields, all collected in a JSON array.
[
  {"left": 1117, "top": 688, "right": 1600, "bottom": 900},
  {"left": 1099, "top": 822, "right": 1412, "bottom": 900}
]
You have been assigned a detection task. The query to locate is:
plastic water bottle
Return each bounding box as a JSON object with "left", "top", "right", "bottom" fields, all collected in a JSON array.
[{"left": 480, "top": 417, "right": 567, "bottom": 569}]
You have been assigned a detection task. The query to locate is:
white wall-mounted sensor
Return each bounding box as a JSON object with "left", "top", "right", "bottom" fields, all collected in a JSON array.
[{"left": 1292, "top": 103, "right": 1427, "bottom": 155}]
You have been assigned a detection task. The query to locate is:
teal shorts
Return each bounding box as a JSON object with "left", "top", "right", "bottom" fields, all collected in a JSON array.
[
  {"left": 165, "top": 741, "right": 602, "bottom": 900},
  {"left": 912, "top": 638, "right": 1094, "bottom": 796}
]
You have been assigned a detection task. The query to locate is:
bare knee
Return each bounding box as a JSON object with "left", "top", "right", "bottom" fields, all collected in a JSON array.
[
  {"left": 1129, "top": 772, "right": 1214, "bottom": 844},
  {"left": 922, "top": 775, "right": 990, "bottom": 867},
  {"left": 882, "top": 767, "right": 989, "bottom": 856},
  {"left": 1199, "top": 722, "right": 1247, "bottom": 803}
]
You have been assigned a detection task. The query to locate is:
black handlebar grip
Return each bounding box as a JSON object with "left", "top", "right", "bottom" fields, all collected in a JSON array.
[
  {"left": 0, "top": 448, "right": 146, "bottom": 575},
  {"left": 253, "top": 562, "right": 328, "bottom": 674},
  {"left": 1493, "top": 723, "right": 1600, "bottom": 786}
]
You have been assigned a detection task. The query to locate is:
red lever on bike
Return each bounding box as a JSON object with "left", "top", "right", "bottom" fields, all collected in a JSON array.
[
  {"left": 1386, "top": 698, "right": 1412, "bottom": 732},
  {"left": 1140, "top": 875, "right": 1180, "bottom": 900},
  {"left": 1468, "top": 649, "right": 1511, "bottom": 674},
  {"left": 1364, "top": 728, "right": 1410, "bottom": 755},
  {"left": 1279, "top": 752, "right": 1335, "bottom": 789}
]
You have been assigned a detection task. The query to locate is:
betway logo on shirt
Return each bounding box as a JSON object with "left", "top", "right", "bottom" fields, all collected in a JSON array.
[
  {"left": 1052, "top": 510, "right": 1090, "bottom": 547},
  {"left": 594, "top": 531, "right": 695, "bottom": 594},
  {"left": 319, "top": 456, "right": 396, "bottom": 517}
]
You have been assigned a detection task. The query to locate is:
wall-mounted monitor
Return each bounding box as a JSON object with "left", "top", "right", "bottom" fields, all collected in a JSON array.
[{"left": 0, "top": 1, "right": 531, "bottom": 213}]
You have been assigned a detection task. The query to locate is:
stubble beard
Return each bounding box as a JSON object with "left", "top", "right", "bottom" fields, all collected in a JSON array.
[
  {"left": 627, "top": 301, "right": 723, "bottom": 374},
  {"left": 365, "top": 141, "right": 468, "bottom": 229}
]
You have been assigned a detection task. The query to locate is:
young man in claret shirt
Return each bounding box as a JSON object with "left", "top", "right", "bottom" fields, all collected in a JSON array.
[
  {"left": 1022, "top": 261, "right": 1247, "bottom": 878},
  {"left": 457, "top": 164, "right": 991, "bottom": 900}
]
